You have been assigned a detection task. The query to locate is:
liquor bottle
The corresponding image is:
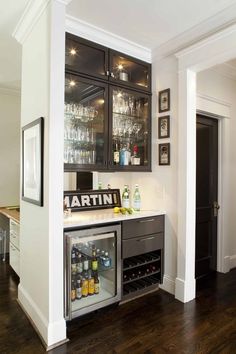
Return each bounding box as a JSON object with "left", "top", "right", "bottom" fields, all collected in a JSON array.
[
  {"left": 91, "top": 247, "right": 98, "bottom": 271},
  {"left": 71, "top": 278, "right": 76, "bottom": 302},
  {"left": 113, "top": 141, "right": 120, "bottom": 165},
  {"left": 88, "top": 270, "right": 95, "bottom": 296},
  {"left": 77, "top": 252, "right": 83, "bottom": 274},
  {"left": 131, "top": 145, "right": 140, "bottom": 165},
  {"left": 132, "top": 184, "right": 141, "bottom": 211},
  {"left": 122, "top": 185, "right": 130, "bottom": 208},
  {"left": 83, "top": 256, "right": 89, "bottom": 280},
  {"left": 82, "top": 277, "right": 89, "bottom": 297},
  {"left": 94, "top": 273, "right": 100, "bottom": 294},
  {"left": 98, "top": 181, "right": 102, "bottom": 190},
  {"left": 71, "top": 247, "right": 77, "bottom": 275},
  {"left": 76, "top": 277, "right": 82, "bottom": 300},
  {"left": 104, "top": 251, "right": 111, "bottom": 267}
]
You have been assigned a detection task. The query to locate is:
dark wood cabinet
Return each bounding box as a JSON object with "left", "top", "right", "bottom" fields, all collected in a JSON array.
[
  {"left": 109, "top": 50, "right": 151, "bottom": 92},
  {"left": 121, "top": 215, "right": 164, "bottom": 301},
  {"left": 65, "top": 33, "right": 152, "bottom": 172},
  {"left": 65, "top": 34, "right": 109, "bottom": 81}
]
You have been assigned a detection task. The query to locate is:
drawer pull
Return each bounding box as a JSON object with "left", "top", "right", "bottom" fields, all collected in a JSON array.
[
  {"left": 139, "top": 219, "right": 155, "bottom": 223},
  {"left": 137, "top": 236, "right": 155, "bottom": 242}
]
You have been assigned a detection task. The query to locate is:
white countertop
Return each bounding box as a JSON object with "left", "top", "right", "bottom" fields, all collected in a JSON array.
[{"left": 64, "top": 209, "right": 165, "bottom": 228}]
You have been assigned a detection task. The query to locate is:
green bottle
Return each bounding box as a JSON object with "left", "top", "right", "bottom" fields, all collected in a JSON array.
[
  {"left": 133, "top": 184, "right": 141, "bottom": 211},
  {"left": 122, "top": 185, "right": 130, "bottom": 208}
]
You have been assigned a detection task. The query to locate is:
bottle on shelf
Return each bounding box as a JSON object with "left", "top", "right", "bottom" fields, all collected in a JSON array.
[
  {"left": 76, "top": 277, "right": 82, "bottom": 300},
  {"left": 91, "top": 247, "right": 98, "bottom": 271},
  {"left": 120, "top": 144, "right": 130, "bottom": 166},
  {"left": 122, "top": 185, "right": 130, "bottom": 208},
  {"left": 94, "top": 272, "right": 100, "bottom": 295},
  {"left": 102, "top": 251, "right": 112, "bottom": 268},
  {"left": 83, "top": 256, "right": 89, "bottom": 278},
  {"left": 88, "top": 270, "right": 95, "bottom": 296},
  {"left": 131, "top": 145, "right": 140, "bottom": 165},
  {"left": 77, "top": 252, "right": 83, "bottom": 274},
  {"left": 132, "top": 184, "right": 141, "bottom": 211},
  {"left": 82, "top": 277, "right": 89, "bottom": 297},
  {"left": 71, "top": 247, "right": 77, "bottom": 275},
  {"left": 98, "top": 181, "right": 102, "bottom": 190},
  {"left": 113, "top": 141, "right": 120, "bottom": 165},
  {"left": 71, "top": 277, "right": 76, "bottom": 302}
]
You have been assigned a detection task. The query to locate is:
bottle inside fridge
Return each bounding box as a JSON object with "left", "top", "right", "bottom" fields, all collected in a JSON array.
[{"left": 65, "top": 224, "right": 121, "bottom": 319}]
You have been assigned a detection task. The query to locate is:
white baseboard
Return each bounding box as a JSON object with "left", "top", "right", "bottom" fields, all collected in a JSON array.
[
  {"left": 230, "top": 255, "right": 236, "bottom": 270},
  {"left": 175, "top": 277, "right": 196, "bottom": 303},
  {"left": 18, "top": 284, "right": 67, "bottom": 348},
  {"left": 160, "top": 274, "right": 175, "bottom": 295},
  {"left": 223, "top": 256, "right": 231, "bottom": 273}
]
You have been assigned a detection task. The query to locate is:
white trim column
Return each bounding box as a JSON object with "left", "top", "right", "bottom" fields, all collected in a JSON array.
[{"left": 175, "top": 69, "right": 196, "bottom": 302}]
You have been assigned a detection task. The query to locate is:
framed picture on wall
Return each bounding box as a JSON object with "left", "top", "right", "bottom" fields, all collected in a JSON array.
[
  {"left": 158, "top": 115, "right": 170, "bottom": 138},
  {"left": 22, "top": 117, "right": 44, "bottom": 206},
  {"left": 159, "top": 143, "right": 170, "bottom": 165},
  {"left": 159, "top": 88, "right": 170, "bottom": 113}
]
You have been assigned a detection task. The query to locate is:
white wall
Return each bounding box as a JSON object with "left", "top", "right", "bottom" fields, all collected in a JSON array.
[
  {"left": 0, "top": 90, "right": 20, "bottom": 207},
  {"left": 197, "top": 68, "right": 236, "bottom": 269}
]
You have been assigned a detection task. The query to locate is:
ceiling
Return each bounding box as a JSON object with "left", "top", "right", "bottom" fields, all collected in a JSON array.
[{"left": 1, "top": 0, "right": 236, "bottom": 91}]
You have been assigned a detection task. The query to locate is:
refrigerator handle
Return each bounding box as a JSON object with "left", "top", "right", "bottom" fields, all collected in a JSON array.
[{"left": 64, "top": 234, "right": 72, "bottom": 320}]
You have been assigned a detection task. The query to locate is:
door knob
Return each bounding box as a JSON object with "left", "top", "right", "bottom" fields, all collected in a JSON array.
[{"left": 213, "top": 201, "right": 220, "bottom": 217}]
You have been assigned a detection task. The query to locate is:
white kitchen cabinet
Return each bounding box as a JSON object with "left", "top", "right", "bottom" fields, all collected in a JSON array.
[{"left": 9, "top": 219, "right": 20, "bottom": 276}]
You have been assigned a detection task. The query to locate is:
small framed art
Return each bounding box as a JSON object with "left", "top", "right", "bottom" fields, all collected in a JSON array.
[
  {"left": 22, "top": 117, "right": 44, "bottom": 206},
  {"left": 159, "top": 143, "right": 170, "bottom": 165},
  {"left": 158, "top": 115, "right": 170, "bottom": 139},
  {"left": 159, "top": 88, "right": 170, "bottom": 113}
]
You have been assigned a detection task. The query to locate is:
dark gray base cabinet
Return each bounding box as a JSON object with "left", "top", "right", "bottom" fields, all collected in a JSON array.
[{"left": 121, "top": 215, "right": 164, "bottom": 301}]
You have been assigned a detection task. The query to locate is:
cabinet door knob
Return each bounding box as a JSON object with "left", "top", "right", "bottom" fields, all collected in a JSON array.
[{"left": 110, "top": 72, "right": 115, "bottom": 78}]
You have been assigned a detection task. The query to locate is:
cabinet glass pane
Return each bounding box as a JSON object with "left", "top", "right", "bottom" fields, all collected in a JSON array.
[
  {"left": 65, "top": 38, "right": 106, "bottom": 77},
  {"left": 64, "top": 74, "right": 106, "bottom": 167},
  {"left": 70, "top": 233, "right": 117, "bottom": 313},
  {"left": 112, "top": 88, "right": 149, "bottom": 167},
  {"left": 111, "top": 54, "right": 149, "bottom": 89}
]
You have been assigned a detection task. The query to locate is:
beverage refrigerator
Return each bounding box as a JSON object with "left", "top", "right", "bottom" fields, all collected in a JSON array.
[{"left": 64, "top": 224, "right": 121, "bottom": 320}]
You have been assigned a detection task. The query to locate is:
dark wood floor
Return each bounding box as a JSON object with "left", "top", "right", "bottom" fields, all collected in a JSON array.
[{"left": 1, "top": 261, "right": 236, "bottom": 354}]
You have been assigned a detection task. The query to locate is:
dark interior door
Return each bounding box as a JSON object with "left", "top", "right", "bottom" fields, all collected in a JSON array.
[{"left": 196, "top": 114, "right": 218, "bottom": 279}]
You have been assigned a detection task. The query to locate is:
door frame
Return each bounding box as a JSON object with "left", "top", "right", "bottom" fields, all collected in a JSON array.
[{"left": 175, "top": 24, "right": 236, "bottom": 303}]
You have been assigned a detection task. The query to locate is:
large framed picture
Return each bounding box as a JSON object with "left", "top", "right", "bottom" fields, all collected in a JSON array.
[
  {"left": 158, "top": 115, "right": 170, "bottom": 139},
  {"left": 22, "top": 117, "right": 44, "bottom": 206},
  {"left": 159, "top": 88, "right": 170, "bottom": 113},
  {"left": 159, "top": 143, "right": 170, "bottom": 165}
]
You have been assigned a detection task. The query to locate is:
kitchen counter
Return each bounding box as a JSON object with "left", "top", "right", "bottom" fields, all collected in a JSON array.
[
  {"left": 64, "top": 209, "right": 165, "bottom": 228},
  {"left": 0, "top": 208, "right": 20, "bottom": 223}
]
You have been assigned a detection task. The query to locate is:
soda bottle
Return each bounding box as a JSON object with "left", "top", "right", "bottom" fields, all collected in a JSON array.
[
  {"left": 133, "top": 184, "right": 141, "bottom": 211},
  {"left": 122, "top": 185, "right": 130, "bottom": 208}
]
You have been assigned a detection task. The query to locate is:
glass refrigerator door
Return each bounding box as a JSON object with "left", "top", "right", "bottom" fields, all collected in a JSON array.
[
  {"left": 64, "top": 74, "right": 108, "bottom": 170},
  {"left": 65, "top": 224, "right": 121, "bottom": 320}
]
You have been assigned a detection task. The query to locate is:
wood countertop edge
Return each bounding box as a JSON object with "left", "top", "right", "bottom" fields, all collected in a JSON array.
[{"left": 0, "top": 208, "right": 20, "bottom": 223}]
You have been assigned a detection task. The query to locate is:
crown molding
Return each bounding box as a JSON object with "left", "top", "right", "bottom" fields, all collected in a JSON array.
[
  {"left": 152, "top": 3, "right": 236, "bottom": 62},
  {"left": 12, "top": 0, "right": 71, "bottom": 44},
  {"left": 65, "top": 15, "right": 151, "bottom": 63},
  {"left": 0, "top": 87, "right": 21, "bottom": 97}
]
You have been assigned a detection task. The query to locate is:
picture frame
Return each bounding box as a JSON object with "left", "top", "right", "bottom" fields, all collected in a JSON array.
[
  {"left": 159, "top": 88, "right": 170, "bottom": 113},
  {"left": 22, "top": 117, "right": 44, "bottom": 206},
  {"left": 159, "top": 143, "right": 170, "bottom": 165},
  {"left": 158, "top": 115, "right": 170, "bottom": 139}
]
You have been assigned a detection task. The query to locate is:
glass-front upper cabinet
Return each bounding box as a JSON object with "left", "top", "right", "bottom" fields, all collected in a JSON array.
[
  {"left": 109, "top": 51, "right": 151, "bottom": 92},
  {"left": 65, "top": 33, "right": 108, "bottom": 81},
  {"left": 110, "top": 86, "right": 151, "bottom": 171},
  {"left": 64, "top": 74, "right": 108, "bottom": 171}
]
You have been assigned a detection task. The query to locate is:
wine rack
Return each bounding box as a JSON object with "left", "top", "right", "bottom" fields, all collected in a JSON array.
[{"left": 122, "top": 250, "right": 162, "bottom": 298}]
